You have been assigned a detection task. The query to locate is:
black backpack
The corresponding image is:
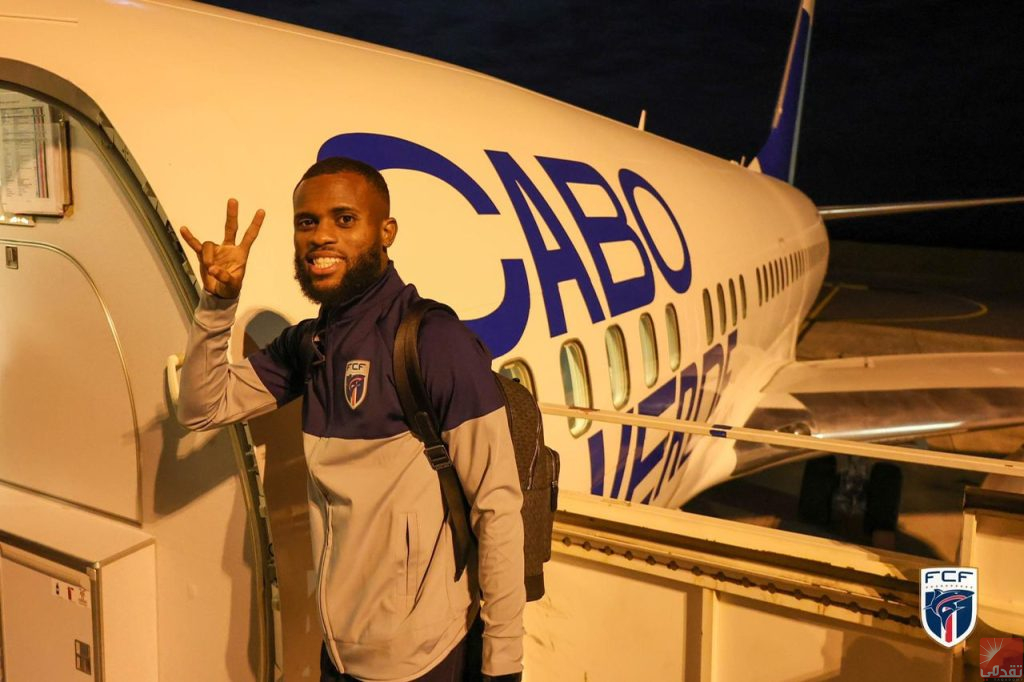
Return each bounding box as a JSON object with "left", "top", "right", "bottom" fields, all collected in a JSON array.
[{"left": 393, "top": 299, "right": 560, "bottom": 601}]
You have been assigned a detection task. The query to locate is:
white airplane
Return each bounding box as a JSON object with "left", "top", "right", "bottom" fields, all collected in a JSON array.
[{"left": 1, "top": 1, "right": 1021, "bottom": 680}]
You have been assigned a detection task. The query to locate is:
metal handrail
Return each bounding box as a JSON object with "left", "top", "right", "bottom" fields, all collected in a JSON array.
[{"left": 540, "top": 404, "right": 1024, "bottom": 479}]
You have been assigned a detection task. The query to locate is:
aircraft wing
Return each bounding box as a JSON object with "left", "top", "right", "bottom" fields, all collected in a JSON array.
[{"left": 735, "top": 353, "right": 1024, "bottom": 475}]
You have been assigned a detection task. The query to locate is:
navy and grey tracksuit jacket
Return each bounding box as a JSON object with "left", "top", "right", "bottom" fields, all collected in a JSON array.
[{"left": 177, "top": 263, "right": 525, "bottom": 681}]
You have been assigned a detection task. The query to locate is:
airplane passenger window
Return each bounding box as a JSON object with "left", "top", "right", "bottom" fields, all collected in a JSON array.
[
  {"left": 756, "top": 268, "right": 763, "bottom": 306},
  {"left": 728, "top": 279, "right": 738, "bottom": 327},
  {"left": 499, "top": 360, "right": 535, "bottom": 396},
  {"left": 639, "top": 313, "right": 659, "bottom": 387},
  {"left": 715, "top": 284, "right": 726, "bottom": 335},
  {"left": 665, "top": 303, "right": 681, "bottom": 371},
  {"left": 739, "top": 275, "right": 748, "bottom": 318},
  {"left": 605, "top": 325, "right": 630, "bottom": 409},
  {"left": 559, "top": 340, "right": 592, "bottom": 437},
  {"left": 702, "top": 289, "right": 713, "bottom": 344}
]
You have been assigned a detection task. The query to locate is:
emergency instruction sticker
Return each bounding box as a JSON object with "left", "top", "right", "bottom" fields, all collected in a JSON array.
[{"left": 51, "top": 578, "right": 90, "bottom": 608}]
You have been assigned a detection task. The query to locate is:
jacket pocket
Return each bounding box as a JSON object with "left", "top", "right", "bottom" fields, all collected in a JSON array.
[{"left": 397, "top": 511, "right": 419, "bottom": 598}]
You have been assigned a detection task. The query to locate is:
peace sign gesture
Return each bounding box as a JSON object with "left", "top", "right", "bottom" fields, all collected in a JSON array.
[{"left": 180, "top": 198, "right": 265, "bottom": 299}]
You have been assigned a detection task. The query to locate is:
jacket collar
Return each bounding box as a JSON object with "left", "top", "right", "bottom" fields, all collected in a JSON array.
[{"left": 317, "top": 260, "right": 405, "bottom": 328}]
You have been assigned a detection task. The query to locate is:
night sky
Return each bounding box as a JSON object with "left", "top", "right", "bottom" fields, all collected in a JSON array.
[{"left": 207, "top": 1, "right": 1024, "bottom": 251}]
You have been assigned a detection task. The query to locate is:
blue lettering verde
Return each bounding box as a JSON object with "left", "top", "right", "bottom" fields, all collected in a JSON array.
[{"left": 587, "top": 334, "right": 738, "bottom": 502}]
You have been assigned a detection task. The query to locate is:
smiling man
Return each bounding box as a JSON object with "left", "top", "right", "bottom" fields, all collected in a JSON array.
[
  {"left": 176, "top": 157, "right": 525, "bottom": 682},
  {"left": 291, "top": 162, "right": 395, "bottom": 306}
]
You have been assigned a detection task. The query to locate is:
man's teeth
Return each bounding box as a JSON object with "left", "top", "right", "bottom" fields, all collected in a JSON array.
[{"left": 312, "top": 257, "right": 342, "bottom": 268}]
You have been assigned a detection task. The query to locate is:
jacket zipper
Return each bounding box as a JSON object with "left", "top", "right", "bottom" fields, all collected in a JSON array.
[
  {"left": 311, "top": 439, "right": 337, "bottom": 671},
  {"left": 309, "top": 327, "right": 338, "bottom": 670}
]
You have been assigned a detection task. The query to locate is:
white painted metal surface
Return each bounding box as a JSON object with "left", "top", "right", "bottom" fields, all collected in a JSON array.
[
  {"left": 100, "top": 547, "right": 159, "bottom": 682},
  {"left": 525, "top": 491, "right": 965, "bottom": 681},
  {"left": 959, "top": 488, "right": 1024, "bottom": 656},
  {"left": 0, "top": 555, "right": 96, "bottom": 681},
  {"left": 0, "top": 243, "right": 139, "bottom": 520},
  {"left": 0, "top": 484, "right": 157, "bottom": 681}
]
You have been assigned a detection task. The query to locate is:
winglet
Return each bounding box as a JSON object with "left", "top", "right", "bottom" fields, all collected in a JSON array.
[{"left": 748, "top": 0, "right": 815, "bottom": 183}]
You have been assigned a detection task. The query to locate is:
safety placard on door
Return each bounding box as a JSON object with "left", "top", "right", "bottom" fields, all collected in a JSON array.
[{"left": 50, "top": 578, "right": 90, "bottom": 608}]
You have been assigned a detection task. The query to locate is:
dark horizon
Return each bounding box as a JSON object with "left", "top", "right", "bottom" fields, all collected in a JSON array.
[{"left": 208, "top": 0, "right": 1024, "bottom": 251}]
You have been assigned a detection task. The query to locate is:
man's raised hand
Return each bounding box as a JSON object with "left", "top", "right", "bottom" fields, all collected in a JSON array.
[{"left": 180, "top": 199, "right": 265, "bottom": 299}]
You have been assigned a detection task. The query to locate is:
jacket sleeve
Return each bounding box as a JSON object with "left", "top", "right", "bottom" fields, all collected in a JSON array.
[
  {"left": 420, "top": 313, "right": 525, "bottom": 677},
  {"left": 176, "top": 292, "right": 303, "bottom": 430}
]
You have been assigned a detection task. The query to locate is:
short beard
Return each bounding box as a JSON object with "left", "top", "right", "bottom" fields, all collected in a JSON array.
[{"left": 293, "top": 245, "right": 386, "bottom": 307}]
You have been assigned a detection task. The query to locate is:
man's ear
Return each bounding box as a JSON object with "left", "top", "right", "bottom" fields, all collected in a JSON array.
[{"left": 382, "top": 217, "right": 398, "bottom": 248}]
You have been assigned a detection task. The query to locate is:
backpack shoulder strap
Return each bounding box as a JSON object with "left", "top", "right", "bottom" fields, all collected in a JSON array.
[{"left": 393, "top": 298, "right": 474, "bottom": 580}]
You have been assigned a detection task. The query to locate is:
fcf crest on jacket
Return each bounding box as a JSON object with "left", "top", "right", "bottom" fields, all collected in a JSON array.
[
  {"left": 921, "top": 567, "right": 978, "bottom": 647},
  {"left": 344, "top": 360, "right": 370, "bottom": 409}
]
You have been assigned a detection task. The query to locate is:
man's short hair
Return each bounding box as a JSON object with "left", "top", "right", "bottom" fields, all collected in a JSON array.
[{"left": 296, "top": 157, "right": 390, "bottom": 208}]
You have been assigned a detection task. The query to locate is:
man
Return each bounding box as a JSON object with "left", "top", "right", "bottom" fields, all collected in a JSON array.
[{"left": 176, "top": 157, "right": 525, "bottom": 682}]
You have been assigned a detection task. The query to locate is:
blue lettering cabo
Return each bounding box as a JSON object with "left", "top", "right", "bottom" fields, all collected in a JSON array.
[{"left": 318, "top": 133, "right": 691, "bottom": 356}]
